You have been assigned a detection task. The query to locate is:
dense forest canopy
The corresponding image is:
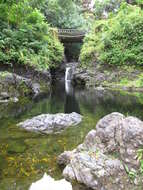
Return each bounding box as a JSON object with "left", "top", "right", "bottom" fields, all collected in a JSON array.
[{"left": 0, "top": 0, "right": 142, "bottom": 69}]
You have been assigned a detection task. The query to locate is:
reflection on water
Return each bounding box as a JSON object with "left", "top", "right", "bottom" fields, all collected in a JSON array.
[
  {"left": 1, "top": 82, "right": 143, "bottom": 189},
  {"left": 65, "top": 81, "right": 80, "bottom": 114}
]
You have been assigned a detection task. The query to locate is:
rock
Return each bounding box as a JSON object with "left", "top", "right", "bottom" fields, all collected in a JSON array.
[
  {"left": 12, "top": 97, "right": 19, "bottom": 103},
  {"left": 72, "top": 183, "right": 91, "bottom": 190},
  {"left": 31, "top": 83, "right": 41, "bottom": 95},
  {"left": 73, "top": 67, "right": 89, "bottom": 86},
  {"left": 0, "top": 71, "right": 42, "bottom": 98},
  {"left": 0, "top": 99, "right": 9, "bottom": 103},
  {"left": 0, "top": 95, "right": 19, "bottom": 103},
  {"left": 29, "top": 173, "right": 72, "bottom": 190},
  {"left": 116, "top": 116, "right": 143, "bottom": 168},
  {"left": 95, "top": 112, "right": 125, "bottom": 153},
  {"left": 17, "top": 112, "right": 82, "bottom": 134},
  {"left": 72, "top": 64, "right": 143, "bottom": 91},
  {"left": 58, "top": 151, "right": 75, "bottom": 166},
  {"left": 63, "top": 153, "right": 125, "bottom": 190},
  {"left": 0, "top": 92, "right": 11, "bottom": 102},
  {"left": 94, "top": 86, "right": 104, "bottom": 91},
  {"left": 58, "top": 112, "right": 143, "bottom": 190},
  {"left": 0, "top": 92, "right": 10, "bottom": 100}
]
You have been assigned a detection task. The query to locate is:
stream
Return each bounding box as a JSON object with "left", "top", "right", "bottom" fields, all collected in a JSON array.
[{"left": 1, "top": 81, "right": 143, "bottom": 189}]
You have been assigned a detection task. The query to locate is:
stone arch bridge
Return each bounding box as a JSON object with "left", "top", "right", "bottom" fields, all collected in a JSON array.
[{"left": 57, "top": 29, "right": 87, "bottom": 43}]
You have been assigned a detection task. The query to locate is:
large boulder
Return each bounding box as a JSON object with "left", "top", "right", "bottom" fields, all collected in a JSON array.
[
  {"left": 58, "top": 112, "right": 143, "bottom": 190},
  {"left": 17, "top": 112, "right": 82, "bottom": 134}
]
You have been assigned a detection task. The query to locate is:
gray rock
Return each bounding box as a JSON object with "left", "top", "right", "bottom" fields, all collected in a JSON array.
[
  {"left": 17, "top": 112, "right": 82, "bottom": 134},
  {"left": 0, "top": 91, "right": 19, "bottom": 103},
  {"left": 31, "top": 83, "right": 41, "bottom": 95},
  {"left": 72, "top": 63, "right": 143, "bottom": 91},
  {"left": 0, "top": 92, "right": 10, "bottom": 100},
  {"left": 58, "top": 112, "right": 143, "bottom": 189},
  {"left": 58, "top": 151, "right": 75, "bottom": 166},
  {"left": 0, "top": 97, "right": 19, "bottom": 103},
  {"left": 116, "top": 116, "right": 143, "bottom": 168},
  {"left": 95, "top": 86, "right": 105, "bottom": 91},
  {"left": 12, "top": 97, "right": 19, "bottom": 103},
  {"left": 0, "top": 71, "right": 42, "bottom": 98},
  {"left": 63, "top": 152, "right": 125, "bottom": 190}
]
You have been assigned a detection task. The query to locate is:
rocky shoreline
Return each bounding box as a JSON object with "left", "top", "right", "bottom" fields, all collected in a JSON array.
[
  {"left": 72, "top": 63, "right": 143, "bottom": 92},
  {"left": 0, "top": 66, "right": 51, "bottom": 103}
]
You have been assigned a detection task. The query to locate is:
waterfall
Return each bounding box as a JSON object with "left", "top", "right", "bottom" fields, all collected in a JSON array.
[
  {"left": 65, "top": 67, "right": 72, "bottom": 81},
  {"left": 65, "top": 67, "right": 73, "bottom": 95},
  {"left": 64, "top": 66, "right": 80, "bottom": 114},
  {"left": 65, "top": 80, "right": 73, "bottom": 95}
]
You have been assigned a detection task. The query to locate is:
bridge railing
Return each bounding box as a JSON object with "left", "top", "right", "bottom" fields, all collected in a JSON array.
[{"left": 57, "top": 29, "right": 86, "bottom": 36}]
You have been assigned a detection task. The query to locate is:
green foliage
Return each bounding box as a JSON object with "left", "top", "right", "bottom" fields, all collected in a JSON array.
[
  {"left": 134, "top": 0, "right": 143, "bottom": 7},
  {"left": 42, "top": 0, "right": 87, "bottom": 29},
  {"left": 119, "top": 74, "right": 143, "bottom": 87},
  {"left": 0, "top": 0, "right": 64, "bottom": 70},
  {"left": 125, "top": 148, "right": 143, "bottom": 179},
  {"left": 80, "top": 3, "right": 143, "bottom": 67},
  {"left": 80, "top": 19, "right": 107, "bottom": 66},
  {"left": 137, "top": 148, "right": 143, "bottom": 175},
  {"left": 125, "top": 164, "right": 137, "bottom": 179}
]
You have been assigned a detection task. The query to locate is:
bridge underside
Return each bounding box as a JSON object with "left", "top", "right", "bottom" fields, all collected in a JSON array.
[
  {"left": 57, "top": 29, "right": 86, "bottom": 43},
  {"left": 59, "top": 36, "right": 84, "bottom": 43}
]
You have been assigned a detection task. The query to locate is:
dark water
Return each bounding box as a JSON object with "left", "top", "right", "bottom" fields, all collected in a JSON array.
[{"left": 1, "top": 82, "right": 143, "bottom": 190}]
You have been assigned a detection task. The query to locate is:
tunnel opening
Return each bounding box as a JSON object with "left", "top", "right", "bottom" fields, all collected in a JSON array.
[{"left": 64, "top": 42, "right": 82, "bottom": 62}]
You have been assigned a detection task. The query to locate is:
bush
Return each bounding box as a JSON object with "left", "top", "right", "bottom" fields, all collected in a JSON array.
[
  {"left": 80, "top": 3, "right": 143, "bottom": 67},
  {"left": 0, "top": 0, "right": 64, "bottom": 70}
]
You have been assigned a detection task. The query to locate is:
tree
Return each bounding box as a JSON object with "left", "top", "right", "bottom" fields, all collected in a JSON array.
[{"left": 42, "top": 0, "right": 86, "bottom": 29}]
